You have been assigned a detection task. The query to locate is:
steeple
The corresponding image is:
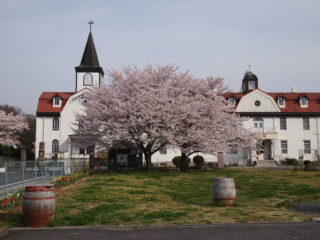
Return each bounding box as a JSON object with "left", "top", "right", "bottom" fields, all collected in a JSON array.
[
  {"left": 75, "top": 32, "right": 104, "bottom": 76},
  {"left": 75, "top": 29, "right": 104, "bottom": 92}
]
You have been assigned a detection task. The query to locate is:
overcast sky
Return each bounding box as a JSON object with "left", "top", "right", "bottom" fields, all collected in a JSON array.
[{"left": 1, "top": 0, "right": 320, "bottom": 114}]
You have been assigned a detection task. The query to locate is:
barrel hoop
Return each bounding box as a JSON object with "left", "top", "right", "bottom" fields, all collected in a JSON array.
[
  {"left": 25, "top": 212, "right": 55, "bottom": 218},
  {"left": 215, "top": 197, "right": 236, "bottom": 200},
  {"left": 23, "top": 196, "right": 55, "bottom": 200},
  {"left": 25, "top": 189, "right": 54, "bottom": 192}
]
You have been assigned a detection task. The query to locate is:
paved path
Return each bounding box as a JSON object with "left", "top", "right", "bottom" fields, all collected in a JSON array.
[
  {"left": 3, "top": 223, "right": 320, "bottom": 240},
  {"left": 293, "top": 200, "right": 320, "bottom": 217}
]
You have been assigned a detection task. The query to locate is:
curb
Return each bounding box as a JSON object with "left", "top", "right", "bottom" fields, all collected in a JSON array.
[
  {"left": 9, "top": 221, "right": 320, "bottom": 231},
  {"left": 0, "top": 226, "right": 9, "bottom": 239}
]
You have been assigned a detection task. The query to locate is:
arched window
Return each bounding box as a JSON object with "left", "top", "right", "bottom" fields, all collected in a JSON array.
[
  {"left": 52, "top": 118, "right": 59, "bottom": 131},
  {"left": 277, "top": 97, "right": 285, "bottom": 107},
  {"left": 52, "top": 139, "right": 59, "bottom": 152},
  {"left": 83, "top": 73, "right": 93, "bottom": 86},
  {"left": 300, "top": 97, "right": 308, "bottom": 108},
  {"left": 253, "top": 117, "right": 263, "bottom": 129}
]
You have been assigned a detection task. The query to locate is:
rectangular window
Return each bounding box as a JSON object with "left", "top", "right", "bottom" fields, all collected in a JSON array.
[
  {"left": 229, "top": 145, "right": 238, "bottom": 154},
  {"left": 303, "top": 117, "right": 310, "bottom": 130},
  {"left": 79, "top": 148, "right": 86, "bottom": 154},
  {"left": 281, "top": 140, "right": 288, "bottom": 154},
  {"left": 248, "top": 81, "right": 255, "bottom": 90},
  {"left": 280, "top": 117, "right": 287, "bottom": 130},
  {"left": 304, "top": 140, "right": 311, "bottom": 154},
  {"left": 53, "top": 97, "right": 60, "bottom": 107},
  {"left": 159, "top": 148, "right": 167, "bottom": 155}
]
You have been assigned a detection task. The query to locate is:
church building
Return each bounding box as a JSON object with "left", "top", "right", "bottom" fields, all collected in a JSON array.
[{"left": 35, "top": 31, "right": 103, "bottom": 159}]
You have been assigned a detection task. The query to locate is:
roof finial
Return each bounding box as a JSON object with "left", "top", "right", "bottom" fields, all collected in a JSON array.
[
  {"left": 248, "top": 62, "right": 251, "bottom": 72},
  {"left": 88, "top": 20, "right": 94, "bottom": 33}
]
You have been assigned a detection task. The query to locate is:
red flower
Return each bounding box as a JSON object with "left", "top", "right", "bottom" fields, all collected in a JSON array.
[
  {"left": 11, "top": 198, "right": 16, "bottom": 204},
  {"left": 2, "top": 198, "right": 9, "bottom": 207}
]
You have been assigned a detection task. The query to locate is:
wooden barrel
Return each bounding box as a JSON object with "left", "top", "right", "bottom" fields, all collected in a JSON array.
[
  {"left": 212, "top": 178, "right": 236, "bottom": 206},
  {"left": 23, "top": 184, "right": 56, "bottom": 227}
]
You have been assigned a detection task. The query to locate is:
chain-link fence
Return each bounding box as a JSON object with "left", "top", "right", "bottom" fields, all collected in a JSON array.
[{"left": 0, "top": 159, "right": 89, "bottom": 197}]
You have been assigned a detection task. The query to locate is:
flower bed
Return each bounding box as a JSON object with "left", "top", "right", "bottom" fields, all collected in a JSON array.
[
  {"left": 0, "top": 190, "right": 23, "bottom": 210},
  {"left": 53, "top": 171, "right": 89, "bottom": 188},
  {"left": 0, "top": 171, "right": 89, "bottom": 210}
]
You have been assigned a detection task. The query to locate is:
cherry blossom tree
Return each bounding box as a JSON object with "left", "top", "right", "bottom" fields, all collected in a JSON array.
[
  {"left": 76, "top": 65, "right": 258, "bottom": 170},
  {"left": 0, "top": 109, "right": 28, "bottom": 146},
  {"left": 76, "top": 65, "right": 180, "bottom": 169},
  {"left": 165, "top": 76, "right": 257, "bottom": 171}
]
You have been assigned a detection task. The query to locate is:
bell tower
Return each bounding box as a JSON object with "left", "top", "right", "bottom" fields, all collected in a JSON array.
[
  {"left": 75, "top": 22, "right": 104, "bottom": 92},
  {"left": 241, "top": 70, "right": 258, "bottom": 93}
]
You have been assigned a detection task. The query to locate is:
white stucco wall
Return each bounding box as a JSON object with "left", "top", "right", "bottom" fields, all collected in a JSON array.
[
  {"left": 35, "top": 116, "right": 61, "bottom": 159},
  {"left": 236, "top": 89, "right": 281, "bottom": 113}
]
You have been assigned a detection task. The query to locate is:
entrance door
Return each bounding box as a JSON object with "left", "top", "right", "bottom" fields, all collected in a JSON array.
[{"left": 263, "top": 140, "right": 272, "bottom": 160}]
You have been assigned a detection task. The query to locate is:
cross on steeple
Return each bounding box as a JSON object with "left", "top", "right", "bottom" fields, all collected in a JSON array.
[{"left": 88, "top": 20, "right": 94, "bottom": 32}]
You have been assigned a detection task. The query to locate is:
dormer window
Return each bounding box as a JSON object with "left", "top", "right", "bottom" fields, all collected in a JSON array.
[
  {"left": 278, "top": 97, "right": 286, "bottom": 108},
  {"left": 228, "top": 97, "right": 236, "bottom": 106},
  {"left": 300, "top": 97, "right": 308, "bottom": 108},
  {"left": 53, "top": 96, "right": 61, "bottom": 107}
]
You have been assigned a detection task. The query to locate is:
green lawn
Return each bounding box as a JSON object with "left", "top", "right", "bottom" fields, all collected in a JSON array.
[{"left": 3, "top": 168, "right": 320, "bottom": 226}]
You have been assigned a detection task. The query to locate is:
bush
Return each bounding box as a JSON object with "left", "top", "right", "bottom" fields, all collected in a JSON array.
[
  {"left": 172, "top": 156, "right": 191, "bottom": 168},
  {"left": 280, "top": 158, "right": 299, "bottom": 166},
  {"left": 193, "top": 155, "right": 204, "bottom": 167},
  {"left": 303, "top": 160, "right": 311, "bottom": 166}
]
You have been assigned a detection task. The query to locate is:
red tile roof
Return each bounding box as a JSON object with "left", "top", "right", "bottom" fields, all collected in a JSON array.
[
  {"left": 225, "top": 90, "right": 320, "bottom": 113},
  {"left": 36, "top": 92, "right": 75, "bottom": 114}
]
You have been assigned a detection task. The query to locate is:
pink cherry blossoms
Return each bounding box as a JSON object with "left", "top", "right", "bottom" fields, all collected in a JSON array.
[
  {"left": 76, "top": 65, "right": 258, "bottom": 170},
  {"left": 0, "top": 110, "right": 29, "bottom": 146}
]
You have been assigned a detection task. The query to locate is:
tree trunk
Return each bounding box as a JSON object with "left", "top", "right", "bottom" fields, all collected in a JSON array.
[
  {"left": 143, "top": 150, "right": 153, "bottom": 170},
  {"left": 180, "top": 152, "right": 188, "bottom": 172}
]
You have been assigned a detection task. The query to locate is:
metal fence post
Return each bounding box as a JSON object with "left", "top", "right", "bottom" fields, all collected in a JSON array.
[
  {"left": 22, "top": 162, "right": 25, "bottom": 187},
  {"left": 5, "top": 164, "right": 8, "bottom": 195}
]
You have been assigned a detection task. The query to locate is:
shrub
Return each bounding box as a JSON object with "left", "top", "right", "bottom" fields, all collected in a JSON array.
[
  {"left": 303, "top": 160, "right": 311, "bottom": 166},
  {"left": 172, "top": 156, "right": 191, "bottom": 168},
  {"left": 280, "top": 158, "right": 299, "bottom": 166},
  {"left": 193, "top": 155, "right": 204, "bottom": 167}
]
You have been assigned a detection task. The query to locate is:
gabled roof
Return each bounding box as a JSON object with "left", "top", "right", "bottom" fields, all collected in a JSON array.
[
  {"left": 75, "top": 32, "right": 104, "bottom": 76},
  {"left": 225, "top": 90, "right": 320, "bottom": 113},
  {"left": 36, "top": 92, "right": 75, "bottom": 116}
]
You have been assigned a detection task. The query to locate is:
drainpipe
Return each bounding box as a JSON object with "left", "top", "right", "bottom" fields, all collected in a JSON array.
[{"left": 316, "top": 117, "right": 320, "bottom": 163}]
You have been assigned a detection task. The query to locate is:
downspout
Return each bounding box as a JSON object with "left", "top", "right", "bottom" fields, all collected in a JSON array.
[{"left": 316, "top": 116, "right": 320, "bottom": 163}]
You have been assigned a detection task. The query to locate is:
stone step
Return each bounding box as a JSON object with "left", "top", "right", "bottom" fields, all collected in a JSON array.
[{"left": 256, "top": 160, "right": 279, "bottom": 168}]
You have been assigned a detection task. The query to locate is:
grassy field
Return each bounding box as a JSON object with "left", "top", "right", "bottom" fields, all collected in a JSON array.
[{"left": 3, "top": 168, "right": 320, "bottom": 226}]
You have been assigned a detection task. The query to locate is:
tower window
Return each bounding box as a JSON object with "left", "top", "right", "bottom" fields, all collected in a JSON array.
[
  {"left": 83, "top": 73, "right": 93, "bottom": 86},
  {"left": 53, "top": 97, "right": 61, "bottom": 107},
  {"left": 278, "top": 97, "right": 285, "bottom": 107},
  {"left": 300, "top": 97, "right": 308, "bottom": 108},
  {"left": 52, "top": 139, "right": 59, "bottom": 152},
  {"left": 53, "top": 118, "right": 59, "bottom": 131},
  {"left": 248, "top": 81, "right": 255, "bottom": 90}
]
